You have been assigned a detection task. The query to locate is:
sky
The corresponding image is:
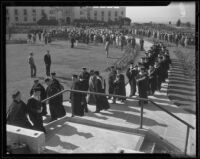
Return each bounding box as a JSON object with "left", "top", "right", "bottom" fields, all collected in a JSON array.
[{"left": 126, "top": 2, "right": 195, "bottom": 24}]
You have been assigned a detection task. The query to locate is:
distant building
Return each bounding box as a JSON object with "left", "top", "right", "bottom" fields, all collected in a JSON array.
[{"left": 6, "top": 6, "right": 126, "bottom": 26}]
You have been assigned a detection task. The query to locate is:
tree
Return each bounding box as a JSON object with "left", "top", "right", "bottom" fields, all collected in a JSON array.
[
  {"left": 186, "top": 22, "right": 191, "bottom": 27},
  {"left": 176, "top": 19, "right": 181, "bottom": 27}
]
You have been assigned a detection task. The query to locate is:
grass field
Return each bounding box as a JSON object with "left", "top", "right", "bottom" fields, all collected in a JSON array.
[{"left": 6, "top": 40, "right": 125, "bottom": 110}]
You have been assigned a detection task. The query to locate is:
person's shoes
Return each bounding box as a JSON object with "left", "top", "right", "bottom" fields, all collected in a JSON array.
[
  {"left": 71, "top": 115, "right": 74, "bottom": 117},
  {"left": 94, "top": 110, "right": 100, "bottom": 113}
]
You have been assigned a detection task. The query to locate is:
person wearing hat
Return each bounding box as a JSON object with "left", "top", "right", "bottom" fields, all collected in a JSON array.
[
  {"left": 27, "top": 87, "right": 46, "bottom": 133},
  {"left": 70, "top": 74, "right": 84, "bottom": 117},
  {"left": 30, "top": 79, "right": 47, "bottom": 116},
  {"left": 108, "top": 66, "right": 117, "bottom": 99},
  {"left": 28, "top": 52, "right": 36, "bottom": 78},
  {"left": 79, "top": 67, "right": 90, "bottom": 91},
  {"left": 44, "top": 50, "right": 51, "bottom": 77},
  {"left": 136, "top": 67, "right": 148, "bottom": 106},
  {"left": 7, "top": 90, "right": 32, "bottom": 129},
  {"left": 94, "top": 71, "right": 110, "bottom": 112},
  {"left": 126, "top": 63, "right": 138, "bottom": 97},
  {"left": 154, "top": 60, "right": 162, "bottom": 91},
  {"left": 87, "top": 70, "right": 97, "bottom": 105},
  {"left": 148, "top": 65, "right": 157, "bottom": 95},
  {"left": 51, "top": 72, "right": 64, "bottom": 91},
  {"left": 78, "top": 75, "right": 89, "bottom": 113},
  {"left": 140, "top": 38, "right": 144, "bottom": 51},
  {"left": 113, "top": 68, "right": 126, "bottom": 103},
  {"left": 45, "top": 76, "right": 66, "bottom": 121}
]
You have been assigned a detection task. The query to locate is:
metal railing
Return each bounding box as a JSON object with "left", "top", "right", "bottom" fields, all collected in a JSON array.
[{"left": 41, "top": 89, "right": 195, "bottom": 155}]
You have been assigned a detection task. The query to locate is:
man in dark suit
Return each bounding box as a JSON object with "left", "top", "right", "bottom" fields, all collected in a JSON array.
[{"left": 44, "top": 50, "right": 51, "bottom": 76}]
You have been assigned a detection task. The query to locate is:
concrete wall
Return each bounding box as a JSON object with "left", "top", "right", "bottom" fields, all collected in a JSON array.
[{"left": 7, "top": 125, "right": 45, "bottom": 154}]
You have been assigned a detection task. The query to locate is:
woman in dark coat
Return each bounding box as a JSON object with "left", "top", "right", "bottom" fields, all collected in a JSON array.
[
  {"left": 7, "top": 91, "right": 32, "bottom": 129},
  {"left": 27, "top": 87, "right": 46, "bottom": 133},
  {"left": 136, "top": 67, "right": 148, "bottom": 106},
  {"left": 70, "top": 75, "right": 84, "bottom": 117},
  {"left": 94, "top": 71, "right": 110, "bottom": 113}
]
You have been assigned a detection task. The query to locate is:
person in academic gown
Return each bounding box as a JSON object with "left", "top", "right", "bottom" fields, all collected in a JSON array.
[
  {"left": 126, "top": 63, "right": 138, "bottom": 97},
  {"left": 136, "top": 67, "right": 148, "bottom": 106},
  {"left": 70, "top": 75, "right": 84, "bottom": 117},
  {"left": 45, "top": 78, "right": 66, "bottom": 121},
  {"left": 7, "top": 90, "right": 32, "bottom": 129},
  {"left": 108, "top": 66, "right": 117, "bottom": 99},
  {"left": 87, "top": 70, "right": 97, "bottom": 105},
  {"left": 27, "top": 87, "right": 46, "bottom": 133},
  {"left": 94, "top": 71, "right": 110, "bottom": 112},
  {"left": 154, "top": 61, "right": 162, "bottom": 91},
  {"left": 113, "top": 68, "right": 126, "bottom": 103},
  {"left": 30, "top": 79, "right": 47, "bottom": 116},
  {"left": 148, "top": 65, "right": 157, "bottom": 95}
]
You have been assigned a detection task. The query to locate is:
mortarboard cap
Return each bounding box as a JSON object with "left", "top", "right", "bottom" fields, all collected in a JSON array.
[
  {"left": 82, "top": 67, "right": 87, "bottom": 70},
  {"left": 12, "top": 90, "right": 20, "bottom": 99},
  {"left": 45, "top": 78, "right": 51, "bottom": 82},
  {"left": 51, "top": 72, "right": 56, "bottom": 76},
  {"left": 72, "top": 74, "right": 78, "bottom": 78},
  {"left": 33, "top": 87, "right": 41, "bottom": 92}
]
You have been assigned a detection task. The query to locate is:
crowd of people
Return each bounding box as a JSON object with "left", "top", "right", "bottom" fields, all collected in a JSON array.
[
  {"left": 132, "top": 25, "right": 195, "bottom": 47},
  {"left": 7, "top": 22, "right": 174, "bottom": 135},
  {"left": 7, "top": 41, "right": 171, "bottom": 134}
]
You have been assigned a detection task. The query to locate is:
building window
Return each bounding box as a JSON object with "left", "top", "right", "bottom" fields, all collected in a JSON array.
[
  {"left": 32, "top": 9, "right": 36, "bottom": 13},
  {"left": 80, "top": 11, "right": 83, "bottom": 15},
  {"left": 24, "top": 17, "right": 27, "bottom": 22},
  {"left": 15, "top": 17, "right": 18, "bottom": 22},
  {"left": 14, "top": 9, "right": 18, "bottom": 15},
  {"left": 94, "top": 11, "right": 97, "bottom": 16},
  {"left": 108, "top": 11, "right": 111, "bottom": 16},
  {"left": 115, "top": 11, "right": 118, "bottom": 16},
  {"left": 24, "top": 9, "right": 27, "bottom": 15},
  {"left": 94, "top": 16, "right": 97, "bottom": 21},
  {"left": 121, "top": 11, "right": 123, "bottom": 15},
  {"left": 6, "top": 9, "right": 9, "bottom": 15},
  {"left": 33, "top": 17, "right": 36, "bottom": 22},
  {"left": 101, "top": 11, "right": 104, "bottom": 16}
]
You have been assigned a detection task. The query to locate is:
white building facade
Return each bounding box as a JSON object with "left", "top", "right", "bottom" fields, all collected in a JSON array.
[{"left": 6, "top": 6, "right": 126, "bottom": 26}]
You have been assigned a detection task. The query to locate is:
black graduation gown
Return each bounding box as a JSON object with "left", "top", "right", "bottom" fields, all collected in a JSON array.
[
  {"left": 114, "top": 74, "right": 126, "bottom": 100},
  {"left": 7, "top": 100, "right": 32, "bottom": 129},
  {"left": 108, "top": 71, "right": 116, "bottom": 94},
  {"left": 70, "top": 81, "right": 84, "bottom": 116},
  {"left": 136, "top": 73, "right": 148, "bottom": 105},
  {"left": 87, "top": 75, "right": 97, "bottom": 105},
  {"left": 154, "top": 65, "right": 162, "bottom": 91},
  {"left": 126, "top": 68, "right": 138, "bottom": 96},
  {"left": 46, "top": 83, "right": 66, "bottom": 120},
  {"left": 95, "top": 77, "right": 110, "bottom": 111},
  {"left": 79, "top": 71, "right": 90, "bottom": 91},
  {"left": 27, "top": 98, "right": 45, "bottom": 133},
  {"left": 148, "top": 68, "right": 157, "bottom": 95},
  {"left": 30, "top": 83, "right": 47, "bottom": 115}
]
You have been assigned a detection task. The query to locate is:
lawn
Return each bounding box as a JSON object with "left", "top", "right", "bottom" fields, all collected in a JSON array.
[{"left": 6, "top": 40, "right": 125, "bottom": 110}]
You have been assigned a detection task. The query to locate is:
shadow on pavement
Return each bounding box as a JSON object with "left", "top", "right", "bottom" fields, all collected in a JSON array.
[{"left": 100, "top": 109, "right": 167, "bottom": 127}]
